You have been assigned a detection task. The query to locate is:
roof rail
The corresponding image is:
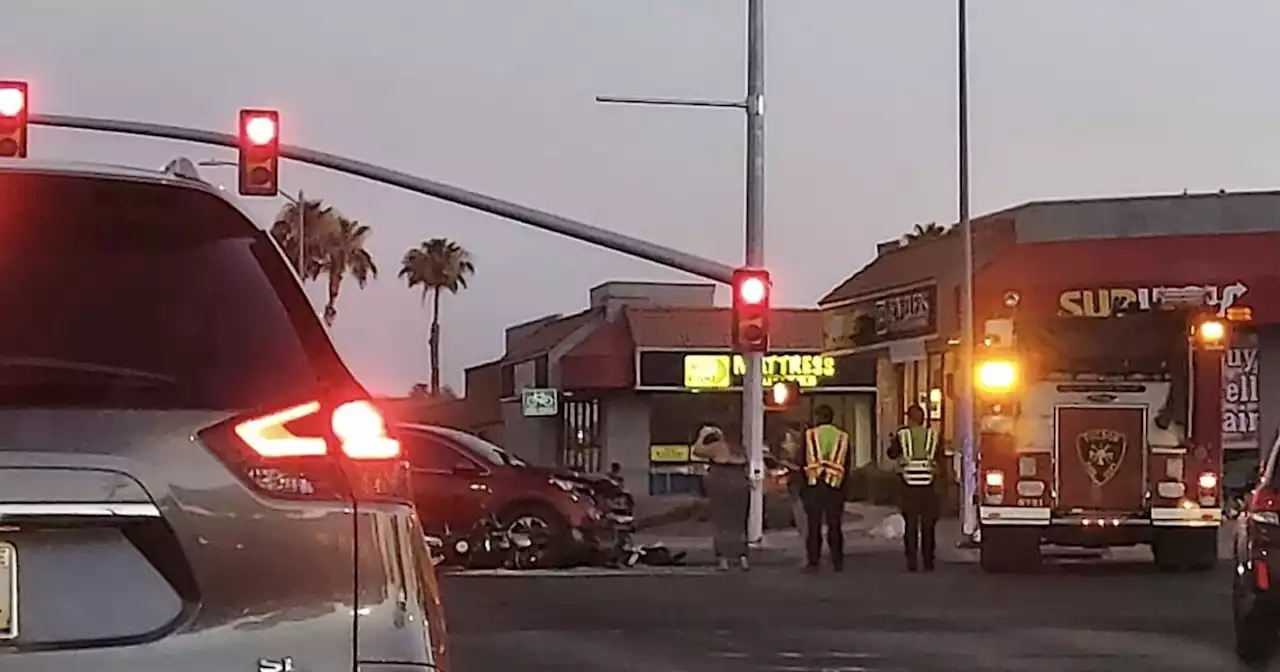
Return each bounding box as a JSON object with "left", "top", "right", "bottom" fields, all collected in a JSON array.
[{"left": 161, "top": 156, "right": 207, "bottom": 183}]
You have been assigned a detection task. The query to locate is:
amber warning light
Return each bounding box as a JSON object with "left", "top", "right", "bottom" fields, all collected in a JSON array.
[{"left": 0, "top": 80, "right": 29, "bottom": 158}]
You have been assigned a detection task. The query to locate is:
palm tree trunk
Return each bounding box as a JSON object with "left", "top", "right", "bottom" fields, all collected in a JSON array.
[
  {"left": 323, "top": 270, "right": 341, "bottom": 327},
  {"left": 429, "top": 287, "right": 442, "bottom": 394}
]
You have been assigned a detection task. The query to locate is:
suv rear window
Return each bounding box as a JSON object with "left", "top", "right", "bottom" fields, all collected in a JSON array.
[{"left": 0, "top": 171, "right": 351, "bottom": 409}]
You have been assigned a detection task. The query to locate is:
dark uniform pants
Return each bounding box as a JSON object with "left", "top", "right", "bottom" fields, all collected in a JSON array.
[
  {"left": 900, "top": 483, "right": 938, "bottom": 570},
  {"left": 802, "top": 484, "right": 844, "bottom": 567}
]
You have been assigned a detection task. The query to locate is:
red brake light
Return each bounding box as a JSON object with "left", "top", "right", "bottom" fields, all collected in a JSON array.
[
  {"left": 207, "top": 398, "right": 408, "bottom": 502},
  {"left": 333, "top": 399, "right": 401, "bottom": 459}
]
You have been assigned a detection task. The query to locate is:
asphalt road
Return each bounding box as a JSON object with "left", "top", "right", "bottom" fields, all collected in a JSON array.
[{"left": 441, "top": 549, "right": 1268, "bottom": 672}]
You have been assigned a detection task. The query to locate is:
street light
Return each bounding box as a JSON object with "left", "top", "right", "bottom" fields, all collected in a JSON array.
[
  {"left": 198, "top": 159, "right": 306, "bottom": 275},
  {"left": 596, "top": 0, "right": 769, "bottom": 544}
]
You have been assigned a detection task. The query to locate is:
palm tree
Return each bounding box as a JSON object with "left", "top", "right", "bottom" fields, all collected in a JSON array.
[
  {"left": 399, "top": 238, "right": 476, "bottom": 395},
  {"left": 903, "top": 222, "right": 948, "bottom": 245},
  {"left": 270, "top": 198, "right": 343, "bottom": 280},
  {"left": 315, "top": 217, "right": 379, "bottom": 327}
]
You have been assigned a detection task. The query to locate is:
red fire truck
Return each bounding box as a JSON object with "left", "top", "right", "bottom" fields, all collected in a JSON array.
[{"left": 975, "top": 288, "right": 1241, "bottom": 573}]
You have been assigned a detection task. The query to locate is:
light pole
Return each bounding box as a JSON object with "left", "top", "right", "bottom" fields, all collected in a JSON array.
[
  {"left": 196, "top": 159, "right": 305, "bottom": 275},
  {"left": 597, "top": 0, "right": 768, "bottom": 544},
  {"left": 957, "top": 0, "right": 978, "bottom": 543}
]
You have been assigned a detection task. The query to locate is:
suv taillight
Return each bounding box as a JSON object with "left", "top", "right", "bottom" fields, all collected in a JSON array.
[
  {"left": 1250, "top": 489, "right": 1280, "bottom": 526},
  {"left": 204, "top": 398, "right": 410, "bottom": 503}
]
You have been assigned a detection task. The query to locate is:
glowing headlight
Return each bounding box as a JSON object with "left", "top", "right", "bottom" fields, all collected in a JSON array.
[{"left": 976, "top": 359, "right": 1018, "bottom": 393}]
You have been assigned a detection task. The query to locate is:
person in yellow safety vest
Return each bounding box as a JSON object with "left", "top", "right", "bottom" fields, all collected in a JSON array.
[
  {"left": 798, "top": 404, "right": 852, "bottom": 572},
  {"left": 886, "top": 404, "right": 940, "bottom": 572}
]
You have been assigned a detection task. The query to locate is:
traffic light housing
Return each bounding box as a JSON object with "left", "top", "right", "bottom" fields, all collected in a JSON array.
[
  {"left": 0, "top": 81, "right": 29, "bottom": 158},
  {"left": 237, "top": 108, "right": 280, "bottom": 196},
  {"left": 732, "top": 267, "right": 771, "bottom": 352},
  {"left": 764, "top": 380, "right": 799, "bottom": 411}
]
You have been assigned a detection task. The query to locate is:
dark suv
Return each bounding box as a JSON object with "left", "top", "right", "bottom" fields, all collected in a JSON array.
[
  {"left": 1233, "top": 434, "right": 1280, "bottom": 666},
  {"left": 0, "top": 161, "right": 448, "bottom": 672}
]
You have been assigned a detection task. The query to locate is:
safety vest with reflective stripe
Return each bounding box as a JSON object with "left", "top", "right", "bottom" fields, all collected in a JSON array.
[
  {"left": 804, "top": 425, "right": 850, "bottom": 488},
  {"left": 897, "top": 426, "right": 938, "bottom": 487}
]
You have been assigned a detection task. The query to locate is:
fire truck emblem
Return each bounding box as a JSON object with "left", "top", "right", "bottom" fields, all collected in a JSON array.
[{"left": 1076, "top": 428, "right": 1127, "bottom": 486}]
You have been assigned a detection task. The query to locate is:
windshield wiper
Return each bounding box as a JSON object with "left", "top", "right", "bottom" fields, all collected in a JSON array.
[{"left": 0, "top": 356, "right": 177, "bottom": 383}]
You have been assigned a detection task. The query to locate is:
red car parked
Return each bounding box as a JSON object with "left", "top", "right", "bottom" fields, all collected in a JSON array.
[{"left": 397, "top": 423, "right": 612, "bottom": 566}]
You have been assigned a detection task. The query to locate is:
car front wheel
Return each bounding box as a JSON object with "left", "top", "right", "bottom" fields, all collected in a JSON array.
[{"left": 500, "top": 504, "right": 571, "bottom": 568}]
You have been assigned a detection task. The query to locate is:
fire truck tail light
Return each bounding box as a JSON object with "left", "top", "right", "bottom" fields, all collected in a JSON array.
[
  {"left": 1197, "top": 471, "right": 1218, "bottom": 491},
  {"left": 1016, "top": 480, "right": 1045, "bottom": 498},
  {"left": 983, "top": 470, "right": 1005, "bottom": 505}
]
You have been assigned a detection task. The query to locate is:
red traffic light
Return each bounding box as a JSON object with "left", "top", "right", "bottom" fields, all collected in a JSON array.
[
  {"left": 738, "top": 275, "right": 767, "bottom": 305},
  {"left": 243, "top": 115, "right": 277, "bottom": 146},
  {"left": 732, "top": 268, "right": 771, "bottom": 353},
  {"left": 0, "top": 80, "right": 29, "bottom": 158},
  {"left": 238, "top": 108, "right": 280, "bottom": 196}
]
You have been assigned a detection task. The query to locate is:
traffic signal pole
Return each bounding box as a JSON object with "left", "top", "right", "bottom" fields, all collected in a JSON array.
[
  {"left": 29, "top": 112, "right": 735, "bottom": 285},
  {"left": 596, "top": 0, "right": 769, "bottom": 544},
  {"left": 743, "top": 0, "right": 767, "bottom": 545}
]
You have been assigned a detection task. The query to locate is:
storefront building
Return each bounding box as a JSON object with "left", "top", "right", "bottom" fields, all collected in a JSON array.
[
  {"left": 487, "top": 281, "right": 878, "bottom": 498},
  {"left": 819, "top": 190, "right": 1280, "bottom": 492}
]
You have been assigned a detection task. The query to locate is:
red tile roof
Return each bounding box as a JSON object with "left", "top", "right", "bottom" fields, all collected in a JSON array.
[
  {"left": 625, "top": 306, "right": 824, "bottom": 350},
  {"left": 819, "top": 216, "right": 1017, "bottom": 306},
  {"left": 503, "top": 308, "right": 601, "bottom": 361},
  {"left": 560, "top": 319, "right": 636, "bottom": 389}
]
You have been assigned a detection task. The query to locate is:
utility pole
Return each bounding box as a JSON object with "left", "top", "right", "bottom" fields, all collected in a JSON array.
[
  {"left": 957, "top": 0, "right": 979, "bottom": 543},
  {"left": 598, "top": 0, "right": 769, "bottom": 543}
]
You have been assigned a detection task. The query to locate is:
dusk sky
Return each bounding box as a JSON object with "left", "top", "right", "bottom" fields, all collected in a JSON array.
[{"left": 7, "top": 1, "right": 1280, "bottom": 394}]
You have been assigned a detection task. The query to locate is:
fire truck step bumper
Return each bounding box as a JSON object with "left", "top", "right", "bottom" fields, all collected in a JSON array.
[
  {"left": 980, "top": 506, "right": 1051, "bottom": 525},
  {"left": 1150, "top": 506, "right": 1222, "bottom": 527}
]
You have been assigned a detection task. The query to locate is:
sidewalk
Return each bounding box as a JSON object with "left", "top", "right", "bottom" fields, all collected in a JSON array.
[{"left": 633, "top": 506, "right": 1238, "bottom": 567}]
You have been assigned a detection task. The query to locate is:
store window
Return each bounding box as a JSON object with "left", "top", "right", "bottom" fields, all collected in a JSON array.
[
  {"left": 560, "top": 398, "right": 601, "bottom": 472},
  {"left": 645, "top": 390, "right": 877, "bottom": 495}
]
